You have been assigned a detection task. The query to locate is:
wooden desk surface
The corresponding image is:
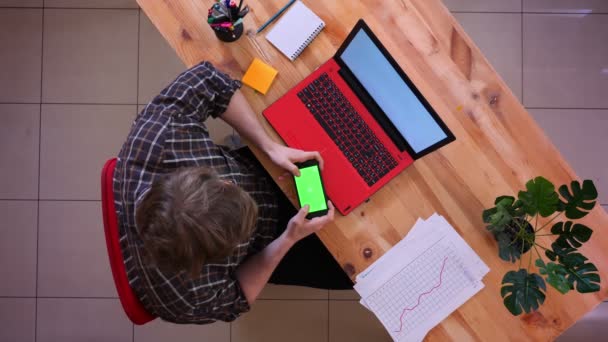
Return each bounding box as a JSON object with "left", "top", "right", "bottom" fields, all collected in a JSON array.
[{"left": 137, "top": 0, "right": 608, "bottom": 340}]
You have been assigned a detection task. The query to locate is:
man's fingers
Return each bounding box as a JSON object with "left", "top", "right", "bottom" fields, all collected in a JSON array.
[
  {"left": 287, "top": 163, "right": 300, "bottom": 177},
  {"left": 315, "top": 152, "right": 324, "bottom": 170},
  {"left": 296, "top": 204, "right": 310, "bottom": 221},
  {"left": 293, "top": 151, "right": 324, "bottom": 171},
  {"left": 304, "top": 151, "right": 324, "bottom": 170},
  {"left": 327, "top": 201, "right": 335, "bottom": 220},
  {"left": 309, "top": 204, "right": 335, "bottom": 228}
]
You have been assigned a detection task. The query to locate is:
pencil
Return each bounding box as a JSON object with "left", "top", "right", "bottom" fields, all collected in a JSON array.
[{"left": 256, "top": 0, "right": 296, "bottom": 34}]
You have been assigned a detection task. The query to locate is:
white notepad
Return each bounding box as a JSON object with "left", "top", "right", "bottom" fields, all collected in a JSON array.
[{"left": 265, "top": 1, "right": 325, "bottom": 61}]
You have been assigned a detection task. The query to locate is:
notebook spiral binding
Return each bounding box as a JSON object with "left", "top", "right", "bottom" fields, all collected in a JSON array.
[{"left": 290, "top": 23, "right": 325, "bottom": 60}]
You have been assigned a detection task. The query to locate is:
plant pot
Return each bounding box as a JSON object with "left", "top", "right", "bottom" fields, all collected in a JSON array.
[
  {"left": 213, "top": 22, "right": 244, "bottom": 43},
  {"left": 503, "top": 217, "right": 535, "bottom": 254}
]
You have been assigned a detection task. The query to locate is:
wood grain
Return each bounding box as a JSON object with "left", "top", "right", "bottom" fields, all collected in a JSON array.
[{"left": 137, "top": 0, "right": 608, "bottom": 340}]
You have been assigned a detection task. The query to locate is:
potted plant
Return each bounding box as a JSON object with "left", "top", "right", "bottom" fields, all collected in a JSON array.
[{"left": 482, "top": 176, "right": 601, "bottom": 315}]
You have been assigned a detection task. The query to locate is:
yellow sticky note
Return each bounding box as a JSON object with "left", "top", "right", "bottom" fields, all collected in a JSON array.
[{"left": 242, "top": 58, "right": 278, "bottom": 95}]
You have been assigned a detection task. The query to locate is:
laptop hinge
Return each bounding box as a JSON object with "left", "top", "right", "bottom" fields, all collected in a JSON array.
[{"left": 337, "top": 68, "right": 410, "bottom": 153}]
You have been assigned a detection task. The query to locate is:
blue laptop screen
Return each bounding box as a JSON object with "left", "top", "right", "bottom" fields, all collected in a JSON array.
[{"left": 340, "top": 30, "right": 448, "bottom": 154}]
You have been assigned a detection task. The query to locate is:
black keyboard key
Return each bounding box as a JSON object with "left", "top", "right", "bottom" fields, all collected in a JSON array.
[
  {"left": 297, "top": 72, "right": 398, "bottom": 186},
  {"left": 303, "top": 88, "right": 313, "bottom": 99}
]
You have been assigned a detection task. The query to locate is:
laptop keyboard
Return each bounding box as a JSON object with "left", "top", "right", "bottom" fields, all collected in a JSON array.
[{"left": 297, "top": 73, "right": 398, "bottom": 187}]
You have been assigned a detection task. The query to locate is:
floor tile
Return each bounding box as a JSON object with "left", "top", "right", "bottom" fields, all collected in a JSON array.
[
  {"left": 329, "top": 301, "right": 391, "bottom": 342},
  {"left": 523, "top": 14, "right": 608, "bottom": 108},
  {"left": 37, "top": 298, "right": 132, "bottom": 342},
  {"left": 524, "top": 0, "right": 608, "bottom": 13},
  {"left": 138, "top": 12, "right": 185, "bottom": 105},
  {"left": 557, "top": 302, "right": 608, "bottom": 341},
  {"left": 0, "top": 298, "right": 36, "bottom": 342},
  {"left": 454, "top": 13, "right": 522, "bottom": 101},
  {"left": 531, "top": 109, "right": 608, "bottom": 204},
  {"left": 443, "top": 0, "right": 521, "bottom": 12},
  {"left": 232, "top": 300, "right": 328, "bottom": 342},
  {"left": 39, "top": 104, "right": 135, "bottom": 200},
  {"left": 0, "top": 9, "right": 42, "bottom": 102},
  {"left": 0, "top": 104, "right": 39, "bottom": 199},
  {"left": 38, "top": 201, "right": 116, "bottom": 297},
  {"left": 45, "top": 0, "right": 138, "bottom": 8},
  {"left": 259, "top": 284, "right": 328, "bottom": 300},
  {"left": 0, "top": 201, "right": 37, "bottom": 296},
  {"left": 0, "top": 0, "right": 41, "bottom": 6},
  {"left": 329, "top": 289, "right": 360, "bottom": 300},
  {"left": 135, "top": 318, "right": 229, "bottom": 342},
  {"left": 42, "top": 9, "right": 138, "bottom": 103}
]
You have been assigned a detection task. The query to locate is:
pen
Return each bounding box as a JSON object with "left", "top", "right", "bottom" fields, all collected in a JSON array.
[
  {"left": 210, "top": 22, "right": 234, "bottom": 28},
  {"left": 256, "top": 0, "right": 296, "bottom": 34}
]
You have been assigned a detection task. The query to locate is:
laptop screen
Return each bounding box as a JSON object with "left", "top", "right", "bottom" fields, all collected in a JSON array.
[{"left": 339, "top": 28, "right": 449, "bottom": 154}]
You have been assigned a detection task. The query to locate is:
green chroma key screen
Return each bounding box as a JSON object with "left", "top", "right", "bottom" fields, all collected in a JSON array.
[{"left": 294, "top": 165, "right": 327, "bottom": 212}]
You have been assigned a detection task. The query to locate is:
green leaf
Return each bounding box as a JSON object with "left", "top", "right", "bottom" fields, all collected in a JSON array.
[
  {"left": 536, "top": 259, "right": 570, "bottom": 294},
  {"left": 518, "top": 177, "right": 559, "bottom": 217},
  {"left": 494, "top": 196, "right": 515, "bottom": 206},
  {"left": 551, "top": 221, "right": 593, "bottom": 249},
  {"left": 501, "top": 269, "right": 546, "bottom": 316},
  {"left": 482, "top": 207, "right": 497, "bottom": 224},
  {"left": 559, "top": 253, "right": 601, "bottom": 293},
  {"left": 545, "top": 241, "right": 577, "bottom": 262},
  {"left": 496, "top": 232, "right": 523, "bottom": 263},
  {"left": 483, "top": 196, "right": 525, "bottom": 232},
  {"left": 491, "top": 198, "right": 516, "bottom": 227},
  {"left": 558, "top": 180, "right": 598, "bottom": 219}
]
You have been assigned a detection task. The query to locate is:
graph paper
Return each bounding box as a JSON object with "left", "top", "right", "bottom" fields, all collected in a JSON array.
[{"left": 364, "top": 239, "right": 483, "bottom": 341}]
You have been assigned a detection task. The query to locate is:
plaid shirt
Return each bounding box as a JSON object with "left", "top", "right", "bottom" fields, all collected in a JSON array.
[{"left": 113, "top": 61, "right": 280, "bottom": 324}]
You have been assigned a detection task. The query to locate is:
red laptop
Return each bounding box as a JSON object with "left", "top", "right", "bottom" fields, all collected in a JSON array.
[{"left": 263, "top": 19, "right": 455, "bottom": 215}]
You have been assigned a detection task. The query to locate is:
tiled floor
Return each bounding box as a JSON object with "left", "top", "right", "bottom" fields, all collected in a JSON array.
[{"left": 0, "top": 1, "right": 606, "bottom": 341}]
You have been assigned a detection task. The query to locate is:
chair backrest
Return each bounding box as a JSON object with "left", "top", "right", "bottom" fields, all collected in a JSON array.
[{"left": 101, "top": 158, "right": 156, "bottom": 325}]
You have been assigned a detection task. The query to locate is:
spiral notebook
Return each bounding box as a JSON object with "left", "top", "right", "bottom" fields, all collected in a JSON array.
[{"left": 265, "top": 1, "right": 325, "bottom": 61}]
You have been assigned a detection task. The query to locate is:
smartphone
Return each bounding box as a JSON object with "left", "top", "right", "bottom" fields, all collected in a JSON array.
[{"left": 294, "top": 160, "right": 329, "bottom": 219}]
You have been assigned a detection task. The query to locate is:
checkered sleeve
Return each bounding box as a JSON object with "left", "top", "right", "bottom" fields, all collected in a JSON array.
[{"left": 154, "top": 61, "right": 242, "bottom": 122}]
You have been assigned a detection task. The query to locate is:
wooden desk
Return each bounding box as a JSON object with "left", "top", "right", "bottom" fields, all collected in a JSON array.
[{"left": 137, "top": 0, "right": 608, "bottom": 340}]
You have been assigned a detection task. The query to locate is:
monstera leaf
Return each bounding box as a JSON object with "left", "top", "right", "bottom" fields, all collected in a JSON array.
[
  {"left": 483, "top": 196, "right": 525, "bottom": 232},
  {"left": 536, "top": 259, "right": 570, "bottom": 294},
  {"left": 545, "top": 241, "right": 577, "bottom": 262},
  {"left": 518, "top": 177, "right": 559, "bottom": 217},
  {"left": 551, "top": 221, "right": 593, "bottom": 249},
  {"left": 558, "top": 180, "right": 598, "bottom": 219},
  {"left": 560, "top": 253, "right": 601, "bottom": 293},
  {"left": 501, "top": 269, "right": 546, "bottom": 316},
  {"left": 494, "top": 228, "right": 534, "bottom": 263}
]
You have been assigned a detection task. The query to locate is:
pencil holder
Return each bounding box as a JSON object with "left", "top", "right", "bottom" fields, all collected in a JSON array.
[
  {"left": 207, "top": 0, "right": 249, "bottom": 43},
  {"left": 213, "top": 22, "right": 244, "bottom": 42}
]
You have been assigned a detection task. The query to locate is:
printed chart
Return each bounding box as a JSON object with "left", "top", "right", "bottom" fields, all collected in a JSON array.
[{"left": 365, "top": 242, "right": 477, "bottom": 337}]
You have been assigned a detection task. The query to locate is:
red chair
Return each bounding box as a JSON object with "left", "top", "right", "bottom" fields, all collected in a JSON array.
[{"left": 101, "top": 158, "right": 156, "bottom": 325}]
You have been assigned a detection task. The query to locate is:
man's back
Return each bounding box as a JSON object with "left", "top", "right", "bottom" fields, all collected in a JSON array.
[{"left": 113, "top": 62, "right": 280, "bottom": 323}]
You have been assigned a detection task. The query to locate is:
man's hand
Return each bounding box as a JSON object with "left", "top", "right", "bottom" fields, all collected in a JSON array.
[
  {"left": 267, "top": 143, "right": 324, "bottom": 177},
  {"left": 283, "top": 201, "right": 335, "bottom": 244}
]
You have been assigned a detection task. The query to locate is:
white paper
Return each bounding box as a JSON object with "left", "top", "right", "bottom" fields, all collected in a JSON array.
[
  {"left": 356, "top": 218, "right": 428, "bottom": 283},
  {"left": 353, "top": 213, "right": 489, "bottom": 341}
]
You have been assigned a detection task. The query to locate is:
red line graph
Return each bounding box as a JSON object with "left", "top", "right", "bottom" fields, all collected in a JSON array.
[{"left": 394, "top": 257, "right": 448, "bottom": 333}]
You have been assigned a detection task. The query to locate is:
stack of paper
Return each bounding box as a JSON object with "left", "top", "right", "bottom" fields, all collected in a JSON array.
[{"left": 354, "top": 214, "right": 489, "bottom": 342}]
